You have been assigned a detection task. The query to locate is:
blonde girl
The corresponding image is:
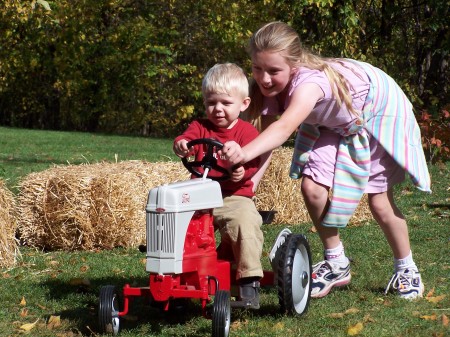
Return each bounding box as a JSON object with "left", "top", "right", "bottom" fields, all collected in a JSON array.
[{"left": 223, "top": 21, "right": 430, "bottom": 299}]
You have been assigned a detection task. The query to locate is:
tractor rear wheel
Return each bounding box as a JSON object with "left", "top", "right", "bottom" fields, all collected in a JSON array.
[{"left": 277, "top": 234, "right": 312, "bottom": 315}]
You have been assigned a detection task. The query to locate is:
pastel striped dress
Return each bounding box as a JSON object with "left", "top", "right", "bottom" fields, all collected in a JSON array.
[{"left": 262, "top": 60, "right": 431, "bottom": 228}]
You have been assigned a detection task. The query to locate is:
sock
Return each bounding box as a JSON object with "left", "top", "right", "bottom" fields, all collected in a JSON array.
[
  {"left": 324, "top": 241, "right": 349, "bottom": 266},
  {"left": 394, "top": 251, "right": 417, "bottom": 273}
]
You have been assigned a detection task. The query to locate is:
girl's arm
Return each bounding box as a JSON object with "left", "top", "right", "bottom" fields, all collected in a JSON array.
[
  {"left": 223, "top": 83, "right": 323, "bottom": 165},
  {"left": 250, "top": 114, "right": 276, "bottom": 192}
]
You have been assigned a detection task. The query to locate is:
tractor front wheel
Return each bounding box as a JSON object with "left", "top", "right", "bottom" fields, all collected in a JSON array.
[
  {"left": 98, "top": 285, "right": 121, "bottom": 335},
  {"left": 212, "top": 290, "right": 231, "bottom": 337}
]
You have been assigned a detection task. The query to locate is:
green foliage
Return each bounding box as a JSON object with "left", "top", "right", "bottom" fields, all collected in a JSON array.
[{"left": 0, "top": 1, "right": 448, "bottom": 148}]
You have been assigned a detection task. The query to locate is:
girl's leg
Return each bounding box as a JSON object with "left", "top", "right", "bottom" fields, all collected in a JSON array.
[
  {"left": 368, "top": 189, "right": 423, "bottom": 299},
  {"left": 368, "top": 189, "right": 410, "bottom": 258},
  {"left": 301, "top": 176, "right": 340, "bottom": 249},
  {"left": 302, "top": 176, "right": 351, "bottom": 298}
]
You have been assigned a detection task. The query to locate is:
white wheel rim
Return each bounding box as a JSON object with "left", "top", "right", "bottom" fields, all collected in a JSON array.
[
  {"left": 111, "top": 297, "right": 120, "bottom": 335},
  {"left": 291, "top": 244, "right": 310, "bottom": 314}
]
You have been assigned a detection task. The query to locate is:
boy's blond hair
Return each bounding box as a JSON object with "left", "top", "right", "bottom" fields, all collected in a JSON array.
[{"left": 202, "top": 63, "right": 249, "bottom": 99}]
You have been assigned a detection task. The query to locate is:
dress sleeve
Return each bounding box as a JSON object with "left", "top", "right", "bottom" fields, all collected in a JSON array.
[{"left": 289, "top": 68, "right": 332, "bottom": 99}]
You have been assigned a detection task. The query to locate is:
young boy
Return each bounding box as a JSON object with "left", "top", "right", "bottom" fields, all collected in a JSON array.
[{"left": 173, "top": 63, "right": 263, "bottom": 309}]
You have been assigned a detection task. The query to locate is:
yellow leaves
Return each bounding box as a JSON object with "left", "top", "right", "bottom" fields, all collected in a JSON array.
[
  {"left": 47, "top": 315, "right": 61, "bottom": 329},
  {"left": 20, "top": 296, "right": 26, "bottom": 306},
  {"left": 347, "top": 322, "right": 364, "bottom": 336},
  {"left": 425, "top": 288, "right": 446, "bottom": 304},
  {"left": 442, "top": 314, "right": 449, "bottom": 327},
  {"left": 329, "top": 307, "right": 375, "bottom": 336},
  {"left": 19, "top": 318, "right": 39, "bottom": 332},
  {"left": 420, "top": 313, "right": 438, "bottom": 320},
  {"left": 427, "top": 295, "right": 446, "bottom": 304},
  {"left": 329, "top": 307, "right": 360, "bottom": 318}
]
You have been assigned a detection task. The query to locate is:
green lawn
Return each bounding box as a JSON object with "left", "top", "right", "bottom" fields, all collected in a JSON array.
[{"left": 1, "top": 127, "right": 448, "bottom": 337}]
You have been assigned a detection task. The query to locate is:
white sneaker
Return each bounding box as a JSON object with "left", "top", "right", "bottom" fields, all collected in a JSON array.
[
  {"left": 311, "top": 260, "right": 351, "bottom": 298},
  {"left": 385, "top": 268, "right": 424, "bottom": 300}
]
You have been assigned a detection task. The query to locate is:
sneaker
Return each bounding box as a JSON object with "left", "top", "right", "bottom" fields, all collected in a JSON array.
[
  {"left": 311, "top": 260, "right": 351, "bottom": 298},
  {"left": 384, "top": 268, "right": 424, "bottom": 300}
]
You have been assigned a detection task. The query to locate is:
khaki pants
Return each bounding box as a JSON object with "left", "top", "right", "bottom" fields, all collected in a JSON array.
[{"left": 213, "top": 195, "right": 264, "bottom": 280}]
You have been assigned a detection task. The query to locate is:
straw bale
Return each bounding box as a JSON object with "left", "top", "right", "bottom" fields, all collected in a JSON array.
[
  {"left": 16, "top": 148, "right": 373, "bottom": 251},
  {"left": 256, "top": 147, "right": 372, "bottom": 226},
  {"left": 0, "top": 180, "right": 20, "bottom": 268},
  {"left": 16, "top": 161, "right": 189, "bottom": 250}
]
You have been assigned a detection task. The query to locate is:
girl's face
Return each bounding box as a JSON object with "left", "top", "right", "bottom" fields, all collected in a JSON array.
[
  {"left": 251, "top": 51, "right": 296, "bottom": 98},
  {"left": 204, "top": 91, "right": 250, "bottom": 129}
]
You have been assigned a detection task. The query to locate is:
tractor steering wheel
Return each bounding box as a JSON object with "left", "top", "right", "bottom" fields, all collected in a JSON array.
[{"left": 181, "top": 138, "right": 230, "bottom": 181}]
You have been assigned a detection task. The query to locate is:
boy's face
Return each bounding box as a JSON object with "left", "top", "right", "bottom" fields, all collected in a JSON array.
[{"left": 204, "top": 91, "right": 250, "bottom": 129}]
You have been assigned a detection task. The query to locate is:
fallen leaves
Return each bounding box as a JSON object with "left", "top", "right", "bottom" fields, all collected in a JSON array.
[
  {"left": 19, "top": 318, "right": 39, "bottom": 332},
  {"left": 425, "top": 287, "right": 446, "bottom": 304},
  {"left": 329, "top": 307, "right": 371, "bottom": 336},
  {"left": 47, "top": 315, "right": 61, "bottom": 329},
  {"left": 347, "top": 322, "right": 364, "bottom": 336},
  {"left": 329, "top": 307, "right": 360, "bottom": 318}
]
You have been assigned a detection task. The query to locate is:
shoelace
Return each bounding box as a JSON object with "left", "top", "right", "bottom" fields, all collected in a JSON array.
[
  {"left": 312, "top": 261, "right": 332, "bottom": 278},
  {"left": 385, "top": 270, "right": 413, "bottom": 294}
]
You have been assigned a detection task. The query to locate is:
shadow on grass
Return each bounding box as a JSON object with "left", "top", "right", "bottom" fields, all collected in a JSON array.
[
  {"left": 41, "top": 274, "right": 215, "bottom": 336},
  {"left": 40, "top": 275, "right": 300, "bottom": 336}
]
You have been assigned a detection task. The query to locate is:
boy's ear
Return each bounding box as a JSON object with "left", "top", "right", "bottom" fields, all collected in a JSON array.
[{"left": 241, "top": 97, "right": 251, "bottom": 111}]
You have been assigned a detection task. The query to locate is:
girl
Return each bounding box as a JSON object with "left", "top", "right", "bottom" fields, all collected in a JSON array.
[{"left": 222, "top": 21, "right": 431, "bottom": 299}]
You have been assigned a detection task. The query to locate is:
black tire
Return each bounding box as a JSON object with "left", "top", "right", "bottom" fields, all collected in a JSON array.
[
  {"left": 98, "top": 285, "right": 121, "bottom": 335},
  {"left": 277, "top": 234, "right": 312, "bottom": 316},
  {"left": 212, "top": 290, "right": 231, "bottom": 337}
]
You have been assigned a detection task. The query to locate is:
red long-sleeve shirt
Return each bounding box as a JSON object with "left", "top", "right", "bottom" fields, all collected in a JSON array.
[{"left": 174, "top": 118, "right": 260, "bottom": 198}]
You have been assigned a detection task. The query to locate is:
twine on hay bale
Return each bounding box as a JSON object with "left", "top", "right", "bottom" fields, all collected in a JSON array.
[
  {"left": 256, "top": 147, "right": 372, "bottom": 226},
  {"left": 16, "top": 161, "right": 189, "bottom": 251},
  {"left": 0, "top": 180, "right": 20, "bottom": 268}
]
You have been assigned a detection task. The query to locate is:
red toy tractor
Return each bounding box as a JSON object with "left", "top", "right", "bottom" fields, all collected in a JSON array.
[{"left": 98, "top": 138, "right": 312, "bottom": 337}]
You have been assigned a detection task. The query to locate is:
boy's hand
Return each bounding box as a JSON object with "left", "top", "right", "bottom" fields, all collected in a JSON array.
[
  {"left": 173, "top": 139, "right": 191, "bottom": 158},
  {"left": 230, "top": 165, "right": 244, "bottom": 182}
]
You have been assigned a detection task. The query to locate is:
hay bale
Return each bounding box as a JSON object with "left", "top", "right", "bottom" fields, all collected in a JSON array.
[
  {"left": 256, "top": 147, "right": 372, "bottom": 226},
  {"left": 16, "top": 161, "right": 189, "bottom": 250},
  {"left": 0, "top": 180, "right": 20, "bottom": 268},
  {"left": 17, "top": 148, "right": 373, "bottom": 251}
]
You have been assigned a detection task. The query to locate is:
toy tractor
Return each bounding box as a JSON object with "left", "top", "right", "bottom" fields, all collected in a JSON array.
[{"left": 98, "top": 138, "right": 312, "bottom": 337}]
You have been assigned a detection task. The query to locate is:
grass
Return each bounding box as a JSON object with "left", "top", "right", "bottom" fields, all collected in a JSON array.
[
  {"left": 0, "top": 126, "right": 178, "bottom": 193},
  {"left": 1, "top": 126, "right": 449, "bottom": 337}
]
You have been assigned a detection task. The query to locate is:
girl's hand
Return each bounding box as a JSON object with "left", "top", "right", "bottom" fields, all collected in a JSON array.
[
  {"left": 230, "top": 165, "right": 245, "bottom": 182},
  {"left": 173, "top": 139, "right": 190, "bottom": 158},
  {"left": 221, "top": 141, "right": 247, "bottom": 165}
]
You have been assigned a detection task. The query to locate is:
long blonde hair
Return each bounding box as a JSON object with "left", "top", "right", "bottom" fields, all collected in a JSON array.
[{"left": 246, "top": 21, "right": 358, "bottom": 120}]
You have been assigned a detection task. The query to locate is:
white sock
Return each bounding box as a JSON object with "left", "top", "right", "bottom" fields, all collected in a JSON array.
[
  {"left": 324, "top": 242, "right": 349, "bottom": 267},
  {"left": 394, "top": 251, "right": 417, "bottom": 272}
]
